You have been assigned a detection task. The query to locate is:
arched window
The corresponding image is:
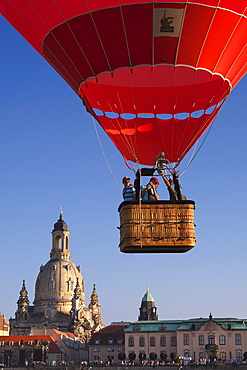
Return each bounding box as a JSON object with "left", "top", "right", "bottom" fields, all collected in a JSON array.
[
  {"left": 199, "top": 335, "right": 204, "bottom": 345},
  {"left": 139, "top": 336, "right": 145, "bottom": 347},
  {"left": 49, "top": 280, "right": 55, "bottom": 291},
  {"left": 67, "top": 278, "right": 73, "bottom": 291},
  {"left": 184, "top": 351, "right": 190, "bottom": 357},
  {"left": 160, "top": 335, "right": 166, "bottom": 346},
  {"left": 219, "top": 335, "right": 225, "bottom": 345},
  {"left": 208, "top": 335, "right": 215, "bottom": 345},
  {"left": 171, "top": 336, "right": 177, "bottom": 346},
  {"left": 56, "top": 235, "right": 62, "bottom": 250},
  {"left": 150, "top": 336, "right": 155, "bottom": 347},
  {"left": 66, "top": 236, "right": 69, "bottom": 249},
  {"left": 235, "top": 334, "right": 241, "bottom": 345},
  {"left": 129, "top": 337, "right": 134, "bottom": 347},
  {"left": 184, "top": 334, "right": 189, "bottom": 345}
]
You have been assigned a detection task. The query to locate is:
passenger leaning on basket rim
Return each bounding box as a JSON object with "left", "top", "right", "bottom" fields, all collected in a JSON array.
[
  {"left": 122, "top": 176, "right": 136, "bottom": 201},
  {"left": 141, "top": 177, "right": 160, "bottom": 201}
]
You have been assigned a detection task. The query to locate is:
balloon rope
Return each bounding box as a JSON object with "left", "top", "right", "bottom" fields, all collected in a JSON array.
[
  {"left": 92, "top": 117, "right": 122, "bottom": 191},
  {"left": 137, "top": 164, "right": 143, "bottom": 249}
]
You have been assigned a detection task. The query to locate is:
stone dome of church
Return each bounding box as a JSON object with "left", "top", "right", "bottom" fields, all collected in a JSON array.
[
  {"left": 10, "top": 211, "right": 104, "bottom": 340},
  {"left": 33, "top": 211, "right": 85, "bottom": 316}
]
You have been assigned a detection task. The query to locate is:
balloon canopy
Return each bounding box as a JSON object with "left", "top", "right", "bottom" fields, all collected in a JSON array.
[{"left": 1, "top": 0, "right": 246, "bottom": 165}]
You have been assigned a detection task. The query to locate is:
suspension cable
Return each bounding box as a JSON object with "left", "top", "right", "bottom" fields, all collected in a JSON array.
[
  {"left": 180, "top": 112, "right": 220, "bottom": 177},
  {"left": 92, "top": 117, "right": 122, "bottom": 191}
]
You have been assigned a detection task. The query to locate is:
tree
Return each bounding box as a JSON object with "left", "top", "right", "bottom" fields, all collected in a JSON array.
[
  {"left": 139, "top": 352, "right": 146, "bottom": 362},
  {"left": 149, "top": 352, "right": 157, "bottom": 361},
  {"left": 118, "top": 352, "right": 126, "bottom": 361},
  {"left": 244, "top": 352, "right": 247, "bottom": 361},
  {"left": 170, "top": 352, "right": 178, "bottom": 362},
  {"left": 129, "top": 352, "right": 136, "bottom": 363},
  {"left": 160, "top": 352, "right": 167, "bottom": 361}
]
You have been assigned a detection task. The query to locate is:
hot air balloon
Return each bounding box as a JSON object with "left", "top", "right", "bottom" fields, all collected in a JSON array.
[{"left": 1, "top": 0, "right": 246, "bottom": 253}]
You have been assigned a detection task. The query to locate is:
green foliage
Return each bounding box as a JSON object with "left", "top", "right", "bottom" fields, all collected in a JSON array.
[
  {"left": 118, "top": 352, "right": 126, "bottom": 361},
  {"left": 170, "top": 352, "right": 178, "bottom": 361},
  {"left": 149, "top": 352, "right": 157, "bottom": 361},
  {"left": 160, "top": 352, "right": 167, "bottom": 361},
  {"left": 139, "top": 352, "right": 146, "bottom": 361},
  {"left": 129, "top": 352, "right": 136, "bottom": 361}
]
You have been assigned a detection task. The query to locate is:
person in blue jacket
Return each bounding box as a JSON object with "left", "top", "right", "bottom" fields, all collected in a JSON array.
[{"left": 122, "top": 176, "right": 136, "bottom": 201}]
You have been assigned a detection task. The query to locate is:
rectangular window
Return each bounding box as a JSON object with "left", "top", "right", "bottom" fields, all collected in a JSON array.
[
  {"left": 235, "top": 334, "right": 242, "bottom": 345},
  {"left": 219, "top": 335, "right": 226, "bottom": 345},
  {"left": 220, "top": 352, "right": 226, "bottom": 361},
  {"left": 160, "top": 335, "right": 166, "bottom": 347},
  {"left": 184, "top": 334, "right": 189, "bottom": 345},
  {"left": 236, "top": 352, "right": 242, "bottom": 362},
  {"left": 171, "top": 337, "right": 177, "bottom": 346},
  {"left": 129, "top": 337, "right": 134, "bottom": 347},
  {"left": 199, "top": 336, "right": 204, "bottom": 345}
]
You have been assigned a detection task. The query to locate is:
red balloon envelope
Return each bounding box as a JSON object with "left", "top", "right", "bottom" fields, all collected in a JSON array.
[{"left": 1, "top": 0, "right": 246, "bottom": 165}]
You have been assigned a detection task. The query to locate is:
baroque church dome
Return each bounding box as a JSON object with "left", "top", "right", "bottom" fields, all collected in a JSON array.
[
  {"left": 10, "top": 211, "right": 104, "bottom": 341},
  {"left": 34, "top": 211, "right": 85, "bottom": 316}
]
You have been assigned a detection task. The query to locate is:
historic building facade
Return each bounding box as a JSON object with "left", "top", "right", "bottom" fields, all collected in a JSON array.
[
  {"left": 88, "top": 322, "right": 130, "bottom": 364},
  {"left": 9, "top": 211, "right": 104, "bottom": 342},
  {"left": 0, "top": 314, "right": 9, "bottom": 336},
  {"left": 0, "top": 330, "right": 87, "bottom": 366},
  {"left": 125, "top": 292, "right": 247, "bottom": 363}
]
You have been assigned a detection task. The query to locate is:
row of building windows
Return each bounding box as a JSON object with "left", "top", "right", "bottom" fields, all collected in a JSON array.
[
  {"left": 185, "top": 334, "right": 242, "bottom": 346},
  {"left": 128, "top": 334, "right": 243, "bottom": 347},
  {"left": 0, "top": 340, "right": 50, "bottom": 346},
  {"left": 184, "top": 351, "right": 243, "bottom": 362},
  {"left": 128, "top": 336, "right": 174, "bottom": 347},
  {"left": 94, "top": 338, "right": 123, "bottom": 345}
]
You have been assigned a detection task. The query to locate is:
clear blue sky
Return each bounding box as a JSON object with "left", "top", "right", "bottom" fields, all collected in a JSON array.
[{"left": 0, "top": 15, "right": 247, "bottom": 327}]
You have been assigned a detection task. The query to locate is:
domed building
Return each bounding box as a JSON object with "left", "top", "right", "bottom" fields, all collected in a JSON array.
[{"left": 9, "top": 211, "right": 104, "bottom": 342}]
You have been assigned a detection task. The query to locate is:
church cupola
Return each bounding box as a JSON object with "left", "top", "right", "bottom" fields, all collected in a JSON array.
[
  {"left": 50, "top": 208, "right": 71, "bottom": 261},
  {"left": 15, "top": 280, "right": 30, "bottom": 320},
  {"left": 138, "top": 287, "right": 158, "bottom": 321},
  {"left": 90, "top": 284, "right": 99, "bottom": 305}
]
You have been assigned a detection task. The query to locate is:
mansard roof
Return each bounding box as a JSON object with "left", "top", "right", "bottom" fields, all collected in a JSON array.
[
  {"left": 0, "top": 335, "right": 62, "bottom": 353},
  {"left": 125, "top": 317, "right": 247, "bottom": 332},
  {"left": 88, "top": 323, "right": 129, "bottom": 345}
]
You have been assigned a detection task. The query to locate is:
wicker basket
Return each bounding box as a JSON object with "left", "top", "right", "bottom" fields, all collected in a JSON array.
[{"left": 118, "top": 200, "right": 196, "bottom": 253}]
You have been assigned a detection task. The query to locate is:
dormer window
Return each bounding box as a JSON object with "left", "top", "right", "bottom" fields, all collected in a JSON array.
[
  {"left": 0, "top": 341, "right": 4, "bottom": 346},
  {"left": 108, "top": 338, "right": 113, "bottom": 345},
  {"left": 95, "top": 338, "right": 100, "bottom": 345},
  {"left": 28, "top": 341, "right": 32, "bottom": 345},
  {"left": 9, "top": 341, "right": 14, "bottom": 346}
]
